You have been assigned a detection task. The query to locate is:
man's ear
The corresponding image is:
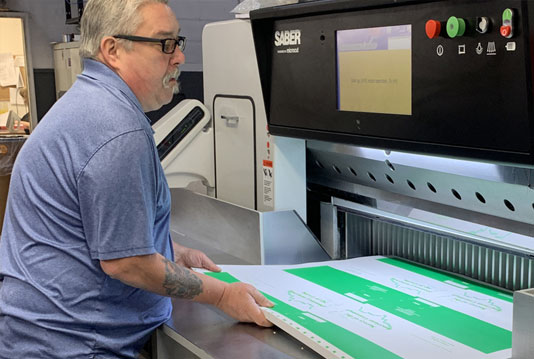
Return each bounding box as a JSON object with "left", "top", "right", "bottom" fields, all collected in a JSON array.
[{"left": 98, "top": 36, "right": 121, "bottom": 69}]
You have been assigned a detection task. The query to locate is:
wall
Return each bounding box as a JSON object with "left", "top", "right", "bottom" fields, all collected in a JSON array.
[
  {"left": 5, "top": 0, "right": 240, "bottom": 72},
  {"left": 173, "top": 0, "right": 240, "bottom": 71}
]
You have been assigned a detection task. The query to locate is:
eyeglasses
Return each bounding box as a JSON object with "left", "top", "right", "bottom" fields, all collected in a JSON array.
[{"left": 113, "top": 35, "right": 186, "bottom": 54}]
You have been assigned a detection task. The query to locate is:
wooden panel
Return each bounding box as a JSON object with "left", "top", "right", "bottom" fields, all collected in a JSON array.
[{"left": 0, "top": 87, "right": 10, "bottom": 101}]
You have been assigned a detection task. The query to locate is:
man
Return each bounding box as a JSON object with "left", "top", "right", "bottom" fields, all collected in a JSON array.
[{"left": 0, "top": 0, "right": 273, "bottom": 358}]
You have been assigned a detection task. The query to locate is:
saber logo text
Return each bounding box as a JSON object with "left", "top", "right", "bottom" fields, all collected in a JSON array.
[{"left": 274, "top": 30, "right": 301, "bottom": 46}]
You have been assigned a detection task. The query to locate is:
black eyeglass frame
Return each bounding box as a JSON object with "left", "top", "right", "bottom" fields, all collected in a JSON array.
[{"left": 113, "top": 34, "right": 186, "bottom": 54}]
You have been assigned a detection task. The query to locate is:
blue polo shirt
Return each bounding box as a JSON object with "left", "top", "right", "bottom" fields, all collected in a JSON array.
[{"left": 0, "top": 59, "right": 173, "bottom": 358}]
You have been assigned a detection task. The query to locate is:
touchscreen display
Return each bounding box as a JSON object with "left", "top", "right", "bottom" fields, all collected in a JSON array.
[{"left": 337, "top": 25, "right": 412, "bottom": 115}]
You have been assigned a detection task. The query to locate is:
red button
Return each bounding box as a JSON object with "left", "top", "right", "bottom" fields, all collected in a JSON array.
[
  {"left": 425, "top": 20, "right": 441, "bottom": 39},
  {"left": 500, "top": 25, "right": 511, "bottom": 37}
]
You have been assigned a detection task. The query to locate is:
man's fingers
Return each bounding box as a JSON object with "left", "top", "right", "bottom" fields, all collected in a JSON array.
[
  {"left": 201, "top": 255, "right": 221, "bottom": 272},
  {"left": 251, "top": 288, "right": 275, "bottom": 308},
  {"left": 248, "top": 298, "right": 273, "bottom": 327},
  {"left": 254, "top": 310, "right": 274, "bottom": 327},
  {"left": 217, "top": 282, "right": 275, "bottom": 327}
]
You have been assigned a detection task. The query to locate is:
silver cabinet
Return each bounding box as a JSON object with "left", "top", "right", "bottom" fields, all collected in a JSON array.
[{"left": 52, "top": 41, "right": 82, "bottom": 99}]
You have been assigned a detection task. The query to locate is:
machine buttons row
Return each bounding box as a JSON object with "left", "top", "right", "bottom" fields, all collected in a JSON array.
[{"left": 425, "top": 8, "right": 515, "bottom": 39}]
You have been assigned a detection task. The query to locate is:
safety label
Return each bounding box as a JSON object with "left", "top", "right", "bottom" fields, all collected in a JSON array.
[{"left": 262, "top": 160, "right": 274, "bottom": 207}]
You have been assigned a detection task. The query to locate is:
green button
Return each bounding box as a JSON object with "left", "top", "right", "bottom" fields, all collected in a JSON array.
[
  {"left": 503, "top": 8, "right": 513, "bottom": 22},
  {"left": 447, "top": 16, "right": 466, "bottom": 38}
]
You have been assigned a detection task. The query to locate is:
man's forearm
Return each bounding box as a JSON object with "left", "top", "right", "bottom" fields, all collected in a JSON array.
[
  {"left": 101, "top": 252, "right": 273, "bottom": 327},
  {"left": 100, "top": 253, "right": 227, "bottom": 304},
  {"left": 161, "top": 257, "right": 202, "bottom": 299}
]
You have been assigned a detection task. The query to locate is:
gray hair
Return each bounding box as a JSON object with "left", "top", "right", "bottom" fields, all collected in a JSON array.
[{"left": 80, "top": 0, "right": 169, "bottom": 59}]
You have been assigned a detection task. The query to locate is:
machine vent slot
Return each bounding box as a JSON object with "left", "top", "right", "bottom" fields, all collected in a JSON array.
[{"left": 157, "top": 106, "right": 205, "bottom": 161}]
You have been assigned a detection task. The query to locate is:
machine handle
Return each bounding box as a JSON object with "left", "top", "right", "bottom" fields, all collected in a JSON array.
[{"left": 221, "top": 115, "right": 239, "bottom": 127}]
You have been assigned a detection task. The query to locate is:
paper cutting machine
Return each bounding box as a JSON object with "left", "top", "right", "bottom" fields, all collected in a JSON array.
[{"left": 154, "top": 0, "right": 534, "bottom": 358}]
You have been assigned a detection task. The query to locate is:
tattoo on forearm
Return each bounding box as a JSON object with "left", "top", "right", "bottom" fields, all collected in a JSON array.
[{"left": 162, "top": 258, "right": 203, "bottom": 299}]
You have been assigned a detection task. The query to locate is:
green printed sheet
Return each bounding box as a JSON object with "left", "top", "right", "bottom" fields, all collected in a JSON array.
[{"left": 206, "top": 256, "right": 512, "bottom": 359}]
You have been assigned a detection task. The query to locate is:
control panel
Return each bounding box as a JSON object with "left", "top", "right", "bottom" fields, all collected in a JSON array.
[
  {"left": 424, "top": 8, "right": 518, "bottom": 58},
  {"left": 250, "top": 0, "right": 534, "bottom": 165}
]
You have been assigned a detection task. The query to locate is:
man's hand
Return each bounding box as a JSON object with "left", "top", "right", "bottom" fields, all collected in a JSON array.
[
  {"left": 215, "top": 282, "right": 274, "bottom": 327},
  {"left": 173, "top": 242, "right": 221, "bottom": 272}
]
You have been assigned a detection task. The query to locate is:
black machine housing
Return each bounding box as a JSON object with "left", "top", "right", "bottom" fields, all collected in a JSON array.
[{"left": 250, "top": 0, "right": 534, "bottom": 165}]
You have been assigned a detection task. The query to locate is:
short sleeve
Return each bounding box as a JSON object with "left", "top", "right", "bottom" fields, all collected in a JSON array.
[{"left": 78, "top": 130, "right": 159, "bottom": 260}]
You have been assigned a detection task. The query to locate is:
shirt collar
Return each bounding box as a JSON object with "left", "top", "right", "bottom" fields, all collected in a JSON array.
[{"left": 81, "top": 58, "right": 147, "bottom": 117}]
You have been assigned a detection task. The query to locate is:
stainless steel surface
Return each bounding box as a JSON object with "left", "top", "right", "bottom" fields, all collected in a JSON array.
[
  {"left": 171, "top": 232, "right": 251, "bottom": 265},
  {"left": 334, "top": 198, "right": 534, "bottom": 257},
  {"left": 170, "top": 188, "right": 261, "bottom": 264},
  {"left": 512, "top": 289, "right": 534, "bottom": 359},
  {"left": 261, "top": 210, "right": 330, "bottom": 264},
  {"left": 158, "top": 299, "right": 322, "bottom": 359},
  {"left": 169, "top": 188, "right": 329, "bottom": 265},
  {"left": 319, "top": 202, "right": 340, "bottom": 259}
]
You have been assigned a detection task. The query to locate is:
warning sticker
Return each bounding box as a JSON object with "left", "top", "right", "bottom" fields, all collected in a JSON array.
[{"left": 263, "top": 160, "right": 274, "bottom": 207}]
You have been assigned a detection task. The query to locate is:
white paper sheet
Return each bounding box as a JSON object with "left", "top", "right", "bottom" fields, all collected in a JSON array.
[
  {"left": 14, "top": 55, "right": 25, "bottom": 68},
  {"left": 0, "top": 54, "right": 17, "bottom": 87},
  {"left": 0, "top": 112, "right": 9, "bottom": 127},
  {"left": 9, "top": 88, "right": 25, "bottom": 105},
  {"left": 209, "top": 256, "right": 513, "bottom": 359}
]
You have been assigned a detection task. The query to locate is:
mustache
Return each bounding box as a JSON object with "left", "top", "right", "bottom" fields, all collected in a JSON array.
[{"left": 163, "top": 68, "right": 181, "bottom": 93}]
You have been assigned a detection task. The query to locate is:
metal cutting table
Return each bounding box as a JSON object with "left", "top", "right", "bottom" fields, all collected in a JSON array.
[
  {"left": 152, "top": 188, "right": 329, "bottom": 358},
  {"left": 156, "top": 298, "right": 322, "bottom": 359}
]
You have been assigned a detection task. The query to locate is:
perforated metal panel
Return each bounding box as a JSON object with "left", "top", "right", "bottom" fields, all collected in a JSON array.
[{"left": 308, "top": 141, "right": 534, "bottom": 226}]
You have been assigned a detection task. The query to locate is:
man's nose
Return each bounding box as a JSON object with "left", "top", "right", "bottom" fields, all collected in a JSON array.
[{"left": 171, "top": 48, "right": 185, "bottom": 66}]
